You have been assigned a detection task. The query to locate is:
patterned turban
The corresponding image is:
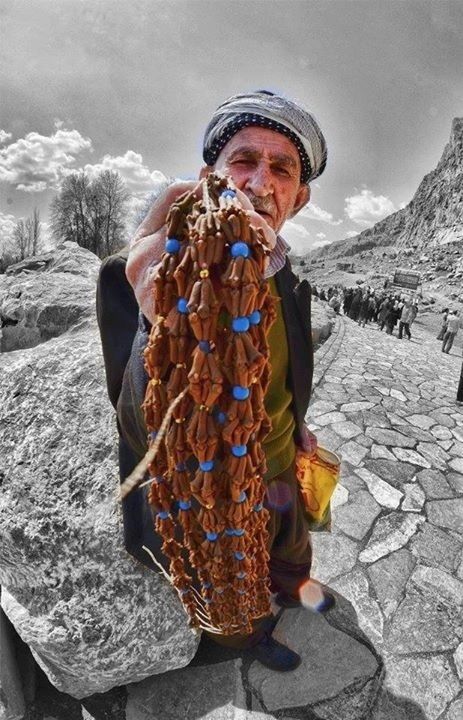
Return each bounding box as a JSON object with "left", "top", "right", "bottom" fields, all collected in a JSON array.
[{"left": 203, "top": 90, "right": 327, "bottom": 184}]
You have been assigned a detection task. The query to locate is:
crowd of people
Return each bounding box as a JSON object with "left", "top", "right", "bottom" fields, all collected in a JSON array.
[{"left": 311, "top": 284, "right": 419, "bottom": 339}]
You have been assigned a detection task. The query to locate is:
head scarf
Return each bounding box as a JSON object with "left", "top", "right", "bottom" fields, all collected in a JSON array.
[{"left": 203, "top": 90, "right": 327, "bottom": 184}]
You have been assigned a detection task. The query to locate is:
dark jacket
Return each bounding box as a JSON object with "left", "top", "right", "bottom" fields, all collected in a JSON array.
[{"left": 96, "top": 246, "right": 314, "bottom": 571}]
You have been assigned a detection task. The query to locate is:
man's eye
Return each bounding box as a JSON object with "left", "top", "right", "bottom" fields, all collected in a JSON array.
[{"left": 274, "top": 167, "right": 291, "bottom": 176}]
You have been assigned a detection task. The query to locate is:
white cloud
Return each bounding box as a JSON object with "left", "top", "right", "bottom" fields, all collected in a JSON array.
[
  {"left": 0, "top": 130, "right": 12, "bottom": 145},
  {"left": 0, "top": 122, "right": 92, "bottom": 191},
  {"left": 345, "top": 230, "right": 359, "bottom": 238},
  {"left": 82, "top": 152, "right": 168, "bottom": 193},
  {"left": 316, "top": 232, "right": 326, "bottom": 239},
  {"left": 0, "top": 210, "right": 16, "bottom": 246},
  {"left": 298, "top": 202, "right": 342, "bottom": 225},
  {"left": 344, "top": 189, "right": 396, "bottom": 226},
  {"left": 282, "top": 220, "right": 313, "bottom": 255}
]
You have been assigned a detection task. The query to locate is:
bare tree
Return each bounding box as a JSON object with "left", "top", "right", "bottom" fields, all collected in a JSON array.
[
  {"left": 12, "top": 208, "right": 42, "bottom": 261},
  {"left": 49, "top": 170, "right": 129, "bottom": 258}
]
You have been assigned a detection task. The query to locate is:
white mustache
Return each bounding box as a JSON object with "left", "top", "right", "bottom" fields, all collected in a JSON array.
[{"left": 246, "top": 193, "right": 275, "bottom": 215}]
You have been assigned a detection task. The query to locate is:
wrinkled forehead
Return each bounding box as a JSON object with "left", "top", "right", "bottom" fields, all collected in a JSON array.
[{"left": 216, "top": 126, "right": 302, "bottom": 168}]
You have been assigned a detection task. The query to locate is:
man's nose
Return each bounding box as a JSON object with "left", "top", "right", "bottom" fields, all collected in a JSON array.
[{"left": 245, "top": 163, "right": 273, "bottom": 196}]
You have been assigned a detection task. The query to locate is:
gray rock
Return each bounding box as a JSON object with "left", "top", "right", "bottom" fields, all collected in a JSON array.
[
  {"left": 453, "top": 642, "right": 463, "bottom": 680},
  {"left": 416, "top": 441, "right": 450, "bottom": 470},
  {"left": 331, "top": 420, "right": 362, "bottom": 439},
  {"left": 332, "top": 490, "right": 382, "bottom": 540},
  {"left": 447, "top": 472, "right": 463, "bottom": 494},
  {"left": 442, "top": 697, "right": 463, "bottom": 720},
  {"left": 356, "top": 468, "right": 403, "bottom": 508},
  {"left": 431, "top": 425, "right": 453, "bottom": 440},
  {"left": 365, "top": 428, "right": 416, "bottom": 448},
  {"left": 126, "top": 658, "right": 250, "bottom": 720},
  {"left": 410, "top": 522, "right": 462, "bottom": 572},
  {"left": 248, "top": 608, "right": 380, "bottom": 713},
  {"left": 367, "top": 549, "right": 416, "bottom": 618},
  {"left": 384, "top": 655, "right": 460, "bottom": 720},
  {"left": 359, "top": 513, "right": 424, "bottom": 563},
  {"left": 385, "top": 566, "right": 463, "bottom": 654},
  {"left": 330, "top": 571, "right": 384, "bottom": 643},
  {"left": 448, "top": 456, "right": 463, "bottom": 473},
  {"left": 401, "top": 483, "right": 426, "bottom": 511},
  {"left": 311, "top": 533, "right": 359, "bottom": 584},
  {"left": 338, "top": 440, "right": 369, "bottom": 466},
  {"left": 416, "top": 468, "right": 454, "bottom": 499},
  {"left": 0, "top": 251, "right": 199, "bottom": 698},
  {"left": 391, "top": 448, "right": 431, "bottom": 468},
  {"left": 316, "top": 411, "right": 347, "bottom": 427},
  {"left": 0, "top": 244, "right": 100, "bottom": 352},
  {"left": 407, "top": 414, "right": 436, "bottom": 430},
  {"left": 426, "top": 498, "right": 463, "bottom": 532},
  {"left": 364, "top": 459, "right": 418, "bottom": 488},
  {"left": 340, "top": 401, "right": 375, "bottom": 412},
  {"left": 430, "top": 410, "right": 455, "bottom": 428},
  {"left": 370, "top": 445, "right": 396, "bottom": 461}
]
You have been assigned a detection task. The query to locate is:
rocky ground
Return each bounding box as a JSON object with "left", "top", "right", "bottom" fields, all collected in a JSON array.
[{"left": 7, "top": 307, "right": 461, "bottom": 720}]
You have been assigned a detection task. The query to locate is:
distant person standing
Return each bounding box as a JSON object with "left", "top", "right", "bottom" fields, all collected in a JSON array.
[
  {"left": 437, "top": 308, "right": 449, "bottom": 340},
  {"left": 398, "top": 298, "right": 414, "bottom": 339},
  {"left": 442, "top": 310, "right": 460, "bottom": 354}
]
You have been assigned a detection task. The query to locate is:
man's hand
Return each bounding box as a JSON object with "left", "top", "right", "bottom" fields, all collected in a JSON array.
[
  {"left": 126, "top": 181, "right": 201, "bottom": 323},
  {"left": 126, "top": 178, "right": 277, "bottom": 323}
]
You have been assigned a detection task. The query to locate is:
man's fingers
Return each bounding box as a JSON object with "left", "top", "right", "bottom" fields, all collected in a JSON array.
[{"left": 133, "top": 180, "right": 200, "bottom": 243}]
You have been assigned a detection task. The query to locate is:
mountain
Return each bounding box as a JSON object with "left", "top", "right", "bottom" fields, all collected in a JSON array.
[{"left": 311, "top": 117, "right": 463, "bottom": 260}]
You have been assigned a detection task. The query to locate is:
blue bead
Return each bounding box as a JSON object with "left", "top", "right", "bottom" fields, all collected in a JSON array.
[
  {"left": 248, "top": 310, "right": 261, "bottom": 325},
  {"left": 154, "top": 475, "right": 164, "bottom": 484},
  {"left": 165, "top": 238, "right": 180, "bottom": 253},
  {"left": 202, "top": 582, "right": 212, "bottom": 589},
  {"left": 231, "top": 444, "right": 247, "bottom": 457},
  {"left": 232, "top": 316, "right": 250, "bottom": 333},
  {"left": 177, "top": 297, "right": 189, "bottom": 314},
  {"left": 221, "top": 189, "right": 236, "bottom": 198},
  {"left": 179, "top": 500, "right": 191, "bottom": 510},
  {"left": 234, "top": 528, "right": 245, "bottom": 537},
  {"left": 225, "top": 528, "right": 235, "bottom": 536},
  {"left": 149, "top": 430, "right": 158, "bottom": 440},
  {"left": 236, "top": 571, "right": 247, "bottom": 579},
  {"left": 232, "top": 385, "right": 250, "bottom": 401},
  {"left": 206, "top": 532, "right": 219, "bottom": 541},
  {"left": 234, "top": 551, "right": 245, "bottom": 560},
  {"left": 199, "top": 340, "right": 211, "bottom": 353},
  {"left": 176, "top": 463, "right": 187, "bottom": 472},
  {"left": 253, "top": 503, "right": 263, "bottom": 512},
  {"left": 237, "top": 589, "right": 247, "bottom": 595},
  {"left": 157, "top": 511, "right": 169, "bottom": 520},
  {"left": 231, "top": 242, "right": 250, "bottom": 258},
  {"left": 217, "top": 411, "right": 227, "bottom": 425},
  {"left": 237, "top": 491, "right": 247, "bottom": 503},
  {"left": 200, "top": 460, "right": 214, "bottom": 472},
  {"left": 204, "top": 597, "right": 213, "bottom": 604}
]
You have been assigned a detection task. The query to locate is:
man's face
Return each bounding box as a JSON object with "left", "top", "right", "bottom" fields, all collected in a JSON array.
[{"left": 209, "top": 126, "right": 309, "bottom": 233}]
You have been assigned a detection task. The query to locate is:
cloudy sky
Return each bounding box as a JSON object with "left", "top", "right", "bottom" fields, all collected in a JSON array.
[{"left": 1, "top": 0, "right": 462, "bottom": 254}]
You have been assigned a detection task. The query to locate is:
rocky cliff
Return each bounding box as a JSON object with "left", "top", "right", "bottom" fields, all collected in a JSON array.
[{"left": 312, "top": 117, "right": 463, "bottom": 260}]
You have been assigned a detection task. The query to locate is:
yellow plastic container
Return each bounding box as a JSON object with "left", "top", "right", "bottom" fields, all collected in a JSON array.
[{"left": 295, "top": 445, "right": 341, "bottom": 531}]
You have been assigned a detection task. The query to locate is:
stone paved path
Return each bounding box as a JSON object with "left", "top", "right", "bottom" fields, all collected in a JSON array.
[{"left": 309, "top": 315, "right": 463, "bottom": 720}]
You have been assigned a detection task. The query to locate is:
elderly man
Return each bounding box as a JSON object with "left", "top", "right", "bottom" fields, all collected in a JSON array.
[{"left": 97, "top": 91, "right": 329, "bottom": 671}]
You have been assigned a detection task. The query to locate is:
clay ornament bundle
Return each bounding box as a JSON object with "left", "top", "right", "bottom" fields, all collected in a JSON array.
[{"left": 120, "top": 174, "right": 277, "bottom": 636}]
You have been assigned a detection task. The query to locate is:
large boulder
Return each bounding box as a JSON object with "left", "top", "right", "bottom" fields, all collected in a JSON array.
[
  {"left": 0, "top": 244, "right": 199, "bottom": 698},
  {"left": 0, "top": 242, "right": 100, "bottom": 353}
]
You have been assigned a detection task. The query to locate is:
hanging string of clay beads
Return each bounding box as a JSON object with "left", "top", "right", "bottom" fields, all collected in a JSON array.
[{"left": 141, "top": 174, "right": 277, "bottom": 635}]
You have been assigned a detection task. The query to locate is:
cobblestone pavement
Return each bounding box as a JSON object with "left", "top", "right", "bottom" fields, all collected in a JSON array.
[{"left": 309, "top": 315, "right": 463, "bottom": 720}]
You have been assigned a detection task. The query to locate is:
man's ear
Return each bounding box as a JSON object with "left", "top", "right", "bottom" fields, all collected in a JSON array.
[
  {"left": 199, "top": 165, "right": 214, "bottom": 180},
  {"left": 290, "top": 184, "right": 311, "bottom": 219}
]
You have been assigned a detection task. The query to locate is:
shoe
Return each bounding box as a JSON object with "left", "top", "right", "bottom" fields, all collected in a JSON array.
[
  {"left": 275, "top": 589, "right": 336, "bottom": 613},
  {"left": 245, "top": 631, "right": 301, "bottom": 672}
]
